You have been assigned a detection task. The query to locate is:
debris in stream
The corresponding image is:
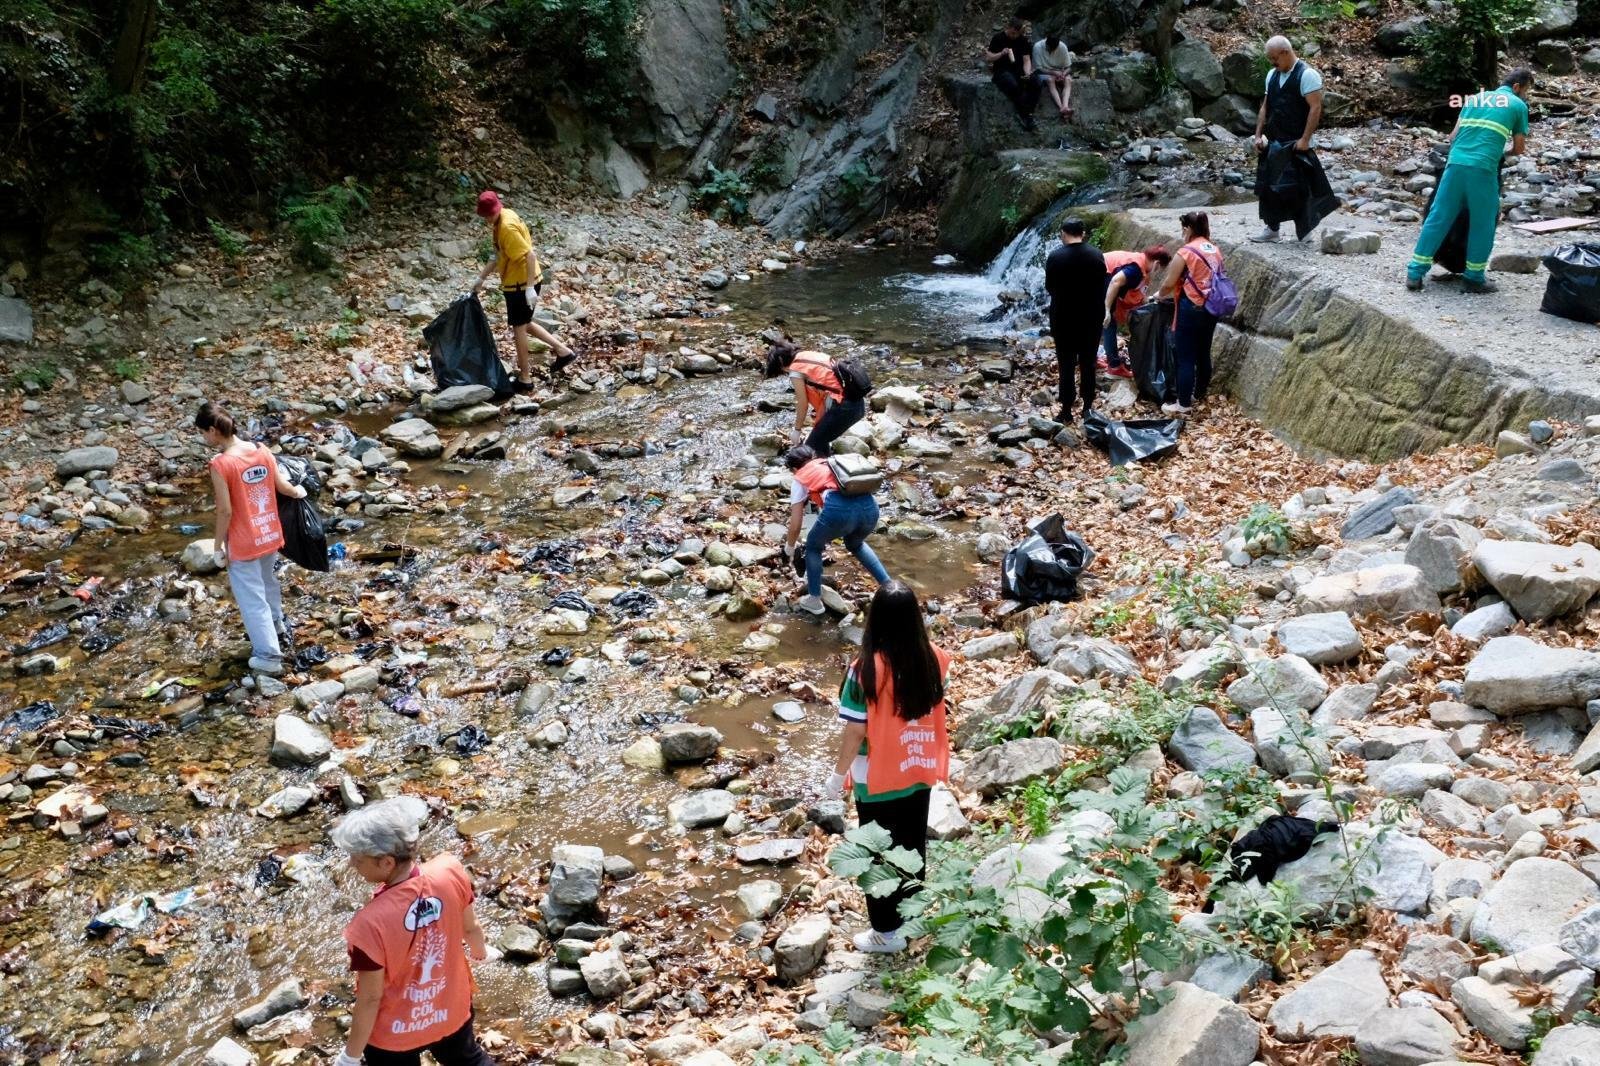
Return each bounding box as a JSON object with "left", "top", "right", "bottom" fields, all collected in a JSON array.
[
  {"left": 86, "top": 886, "right": 203, "bottom": 937},
  {"left": 12, "top": 621, "right": 68, "bottom": 654},
  {"left": 1, "top": 700, "right": 58, "bottom": 735},
  {"left": 442, "top": 723, "right": 492, "bottom": 755}
]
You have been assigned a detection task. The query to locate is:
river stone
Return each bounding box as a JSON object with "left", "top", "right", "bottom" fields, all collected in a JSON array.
[
  {"left": 1462, "top": 636, "right": 1600, "bottom": 715},
  {"left": 56, "top": 446, "right": 119, "bottom": 480},
  {"left": 1557, "top": 902, "right": 1600, "bottom": 968},
  {"left": 737, "top": 879, "right": 783, "bottom": 920},
  {"left": 956, "top": 737, "right": 1065, "bottom": 796},
  {"left": 1277, "top": 612, "right": 1363, "bottom": 664},
  {"left": 420, "top": 384, "right": 494, "bottom": 413},
  {"left": 497, "top": 925, "right": 543, "bottom": 961},
  {"left": 1227, "top": 655, "right": 1328, "bottom": 711},
  {"left": 380, "top": 417, "right": 443, "bottom": 458},
  {"left": 927, "top": 786, "right": 969, "bottom": 840},
  {"left": 668, "top": 789, "right": 735, "bottom": 828},
  {"left": 1399, "top": 933, "right": 1474, "bottom": 992},
  {"left": 1353, "top": 1006, "right": 1457, "bottom": 1066},
  {"left": 1342, "top": 487, "right": 1417, "bottom": 540},
  {"left": 233, "top": 977, "right": 304, "bottom": 1030},
  {"left": 1267, "top": 949, "right": 1389, "bottom": 1041},
  {"left": 255, "top": 785, "right": 315, "bottom": 819},
  {"left": 1163, "top": 645, "right": 1242, "bottom": 692},
  {"left": 1167, "top": 707, "right": 1256, "bottom": 774},
  {"left": 957, "top": 668, "right": 1076, "bottom": 746},
  {"left": 971, "top": 841, "right": 1071, "bottom": 927},
  {"left": 1420, "top": 789, "right": 1482, "bottom": 833},
  {"left": 181, "top": 538, "right": 224, "bottom": 575},
  {"left": 1472, "top": 857, "right": 1600, "bottom": 954},
  {"left": 270, "top": 714, "right": 331, "bottom": 766},
  {"left": 550, "top": 844, "right": 605, "bottom": 909},
  {"left": 1471, "top": 541, "right": 1600, "bottom": 621},
  {"left": 1537, "top": 1023, "right": 1600, "bottom": 1064},
  {"left": 203, "top": 1038, "right": 257, "bottom": 1066},
  {"left": 293, "top": 679, "right": 344, "bottom": 712},
  {"left": 1375, "top": 762, "right": 1456, "bottom": 799},
  {"left": 658, "top": 723, "right": 723, "bottom": 763},
  {"left": 1121, "top": 981, "right": 1259, "bottom": 1066},
  {"left": 1251, "top": 707, "right": 1329, "bottom": 779},
  {"left": 735, "top": 838, "right": 805, "bottom": 864},
  {"left": 1312, "top": 683, "right": 1378, "bottom": 727},
  {"left": 1405, "top": 518, "right": 1484, "bottom": 594},
  {"left": 516, "top": 682, "right": 554, "bottom": 718},
  {"left": 1169, "top": 39, "right": 1225, "bottom": 100},
  {"left": 1451, "top": 601, "right": 1516, "bottom": 642},
  {"left": 547, "top": 967, "right": 586, "bottom": 997},
  {"left": 1276, "top": 826, "right": 1433, "bottom": 915},
  {"left": 1047, "top": 636, "right": 1140, "bottom": 680},
  {"left": 775, "top": 914, "right": 831, "bottom": 981},
  {"left": 579, "top": 947, "right": 632, "bottom": 999},
  {"left": 1296, "top": 564, "right": 1440, "bottom": 619},
  {"left": 961, "top": 632, "right": 1018, "bottom": 660}
]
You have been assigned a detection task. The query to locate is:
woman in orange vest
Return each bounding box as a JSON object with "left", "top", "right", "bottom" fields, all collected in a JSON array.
[
  {"left": 331, "top": 797, "right": 495, "bottom": 1066},
  {"left": 823, "top": 581, "right": 951, "bottom": 953},
  {"left": 782, "top": 445, "right": 891, "bottom": 615},
  {"left": 1100, "top": 245, "right": 1171, "bottom": 377},
  {"left": 764, "top": 337, "right": 864, "bottom": 456},
  {"left": 1158, "top": 211, "right": 1224, "bottom": 416},
  {"left": 196, "top": 401, "right": 305, "bottom": 676}
]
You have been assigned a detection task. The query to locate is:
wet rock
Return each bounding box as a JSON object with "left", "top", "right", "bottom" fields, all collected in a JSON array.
[
  {"left": 1352, "top": 1006, "right": 1457, "bottom": 1066},
  {"left": 1462, "top": 636, "right": 1600, "bottom": 715},
  {"left": 293, "top": 679, "right": 344, "bottom": 712},
  {"left": 420, "top": 385, "right": 495, "bottom": 414},
  {"left": 1296, "top": 564, "right": 1440, "bottom": 619},
  {"left": 181, "top": 539, "right": 224, "bottom": 575},
  {"left": 56, "top": 446, "right": 119, "bottom": 480},
  {"left": 547, "top": 967, "right": 586, "bottom": 996},
  {"left": 622, "top": 737, "right": 665, "bottom": 771},
  {"left": 668, "top": 789, "right": 735, "bottom": 829},
  {"left": 380, "top": 418, "right": 443, "bottom": 458},
  {"left": 956, "top": 737, "right": 1065, "bottom": 796},
  {"left": 771, "top": 701, "right": 806, "bottom": 723},
  {"left": 807, "top": 799, "right": 846, "bottom": 834},
  {"left": 531, "top": 720, "right": 569, "bottom": 747},
  {"left": 1276, "top": 612, "right": 1362, "bottom": 665},
  {"left": 1472, "top": 541, "right": 1600, "bottom": 621},
  {"left": 203, "top": 1038, "right": 257, "bottom": 1066},
  {"left": 579, "top": 948, "right": 633, "bottom": 999},
  {"left": 1168, "top": 707, "right": 1256, "bottom": 774},
  {"left": 1341, "top": 487, "right": 1416, "bottom": 540},
  {"left": 735, "top": 839, "right": 805, "bottom": 864},
  {"left": 497, "top": 925, "right": 543, "bottom": 961},
  {"left": 516, "top": 682, "right": 554, "bottom": 718},
  {"left": 270, "top": 714, "right": 331, "bottom": 766},
  {"left": 737, "top": 879, "right": 782, "bottom": 919},
  {"left": 1405, "top": 517, "right": 1484, "bottom": 594},
  {"left": 1266, "top": 949, "right": 1388, "bottom": 1041},
  {"left": 1122, "top": 981, "right": 1259, "bottom": 1066},
  {"left": 1472, "top": 857, "right": 1600, "bottom": 953},
  {"left": 603, "top": 855, "right": 636, "bottom": 880},
  {"left": 254, "top": 786, "right": 315, "bottom": 819},
  {"left": 658, "top": 723, "right": 723, "bottom": 763},
  {"left": 550, "top": 845, "right": 605, "bottom": 909},
  {"left": 774, "top": 914, "right": 831, "bottom": 981},
  {"left": 1227, "top": 655, "right": 1328, "bottom": 711},
  {"left": 233, "top": 977, "right": 304, "bottom": 1030}
]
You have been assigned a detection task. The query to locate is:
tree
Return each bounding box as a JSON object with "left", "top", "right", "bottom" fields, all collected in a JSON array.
[
  {"left": 1454, "top": 0, "right": 1541, "bottom": 86},
  {"left": 109, "top": 0, "right": 157, "bottom": 93}
]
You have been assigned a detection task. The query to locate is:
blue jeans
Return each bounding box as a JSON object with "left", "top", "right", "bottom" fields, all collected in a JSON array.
[
  {"left": 1173, "top": 298, "right": 1216, "bottom": 406},
  {"left": 806, "top": 398, "right": 865, "bottom": 456},
  {"left": 1101, "top": 319, "right": 1124, "bottom": 367},
  {"left": 805, "top": 492, "right": 890, "bottom": 597}
]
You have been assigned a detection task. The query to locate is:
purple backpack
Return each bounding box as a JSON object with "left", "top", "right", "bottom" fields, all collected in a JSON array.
[{"left": 1185, "top": 246, "right": 1240, "bottom": 318}]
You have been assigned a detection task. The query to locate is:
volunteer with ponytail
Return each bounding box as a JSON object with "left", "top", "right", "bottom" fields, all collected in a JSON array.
[
  {"left": 1101, "top": 245, "right": 1172, "bottom": 376},
  {"left": 782, "top": 445, "right": 891, "bottom": 616},
  {"left": 822, "top": 581, "right": 951, "bottom": 953},
  {"left": 763, "top": 338, "right": 865, "bottom": 456}
]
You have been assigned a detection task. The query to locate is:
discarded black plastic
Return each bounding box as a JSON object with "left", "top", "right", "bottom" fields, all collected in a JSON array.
[
  {"left": 1423, "top": 168, "right": 1503, "bottom": 275},
  {"left": 275, "top": 454, "right": 322, "bottom": 499},
  {"left": 1083, "top": 411, "right": 1183, "bottom": 466},
  {"left": 423, "top": 294, "right": 516, "bottom": 398},
  {"left": 1126, "top": 300, "right": 1176, "bottom": 406},
  {"left": 277, "top": 493, "right": 330, "bottom": 572},
  {"left": 443, "top": 724, "right": 491, "bottom": 755},
  {"left": 541, "top": 647, "right": 573, "bottom": 667},
  {"left": 0, "top": 700, "right": 57, "bottom": 736},
  {"left": 521, "top": 540, "right": 579, "bottom": 574},
  {"left": 293, "top": 645, "right": 330, "bottom": 671},
  {"left": 549, "top": 590, "right": 596, "bottom": 615},
  {"left": 16, "top": 622, "right": 68, "bottom": 654},
  {"left": 1001, "top": 514, "right": 1095, "bottom": 606},
  {"left": 1541, "top": 242, "right": 1600, "bottom": 325},
  {"left": 609, "top": 589, "right": 659, "bottom": 618},
  {"left": 80, "top": 632, "right": 121, "bottom": 656},
  {"left": 90, "top": 714, "right": 165, "bottom": 740}
]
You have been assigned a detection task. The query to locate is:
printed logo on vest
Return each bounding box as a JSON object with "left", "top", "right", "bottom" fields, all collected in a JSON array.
[
  {"left": 242, "top": 465, "right": 269, "bottom": 484},
  {"left": 404, "top": 895, "right": 443, "bottom": 931}
]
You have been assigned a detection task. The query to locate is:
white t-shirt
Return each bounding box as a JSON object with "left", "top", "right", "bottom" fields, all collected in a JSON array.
[
  {"left": 1033, "top": 40, "right": 1072, "bottom": 74},
  {"left": 1265, "top": 61, "right": 1323, "bottom": 96}
]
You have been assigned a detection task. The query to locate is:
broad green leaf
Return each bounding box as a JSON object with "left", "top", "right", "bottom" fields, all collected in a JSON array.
[
  {"left": 883, "top": 845, "right": 925, "bottom": 875},
  {"left": 845, "top": 821, "right": 894, "bottom": 852}
]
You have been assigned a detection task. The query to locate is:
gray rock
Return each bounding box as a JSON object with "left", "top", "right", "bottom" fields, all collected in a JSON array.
[
  {"left": 657, "top": 723, "right": 723, "bottom": 763},
  {"left": 380, "top": 418, "right": 443, "bottom": 458},
  {"left": 254, "top": 785, "right": 315, "bottom": 819},
  {"left": 1420, "top": 789, "right": 1482, "bottom": 833},
  {"left": 546, "top": 966, "right": 585, "bottom": 996},
  {"left": 1276, "top": 827, "right": 1433, "bottom": 915},
  {"left": 1451, "top": 601, "right": 1516, "bottom": 642},
  {"left": 1537, "top": 458, "right": 1588, "bottom": 482},
  {"left": 1353, "top": 1006, "right": 1457, "bottom": 1066},
  {"left": 1297, "top": 565, "right": 1440, "bottom": 619},
  {"left": 1320, "top": 228, "right": 1382, "bottom": 255},
  {"left": 1398, "top": 933, "right": 1474, "bottom": 992},
  {"left": 737, "top": 879, "right": 783, "bottom": 920},
  {"left": 734, "top": 839, "right": 805, "bottom": 864},
  {"left": 1227, "top": 655, "right": 1329, "bottom": 711},
  {"left": 927, "top": 786, "right": 969, "bottom": 840},
  {"left": 1312, "top": 683, "right": 1378, "bottom": 727},
  {"left": 1405, "top": 518, "right": 1483, "bottom": 594},
  {"left": 1046, "top": 636, "right": 1140, "bottom": 680},
  {"left": 774, "top": 914, "right": 831, "bottom": 981},
  {"left": 516, "top": 682, "right": 554, "bottom": 718},
  {"left": 420, "top": 384, "right": 495, "bottom": 413},
  {"left": 579, "top": 947, "right": 632, "bottom": 999},
  {"left": 0, "top": 295, "right": 33, "bottom": 344},
  {"left": 56, "top": 446, "right": 119, "bottom": 480},
  {"left": 202, "top": 1038, "right": 257, "bottom": 1066},
  {"left": 1342, "top": 487, "right": 1417, "bottom": 540},
  {"left": 270, "top": 714, "right": 331, "bottom": 766},
  {"left": 1190, "top": 952, "right": 1271, "bottom": 1002},
  {"left": 1451, "top": 976, "right": 1534, "bottom": 1050},
  {"left": 1473, "top": 541, "right": 1600, "bottom": 621},
  {"left": 497, "top": 925, "right": 543, "bottom": 960},
  {"left": 699, "top": 270, "right": 729, "bottom": 291},
  {"left": 1472, "top": 857, "right": 1600, "bottom": 953},
  {"left": 1251, "top": 707, "right": 1329, "bottom": 779},
  {"left": 1375, "top": 763, "right": 1456, "bottom": 799},
  {"left": 961, "top": 632, "right": 1018, "bottom": 661},
  {"left": 668, "top": 789, "right": 735, "bottom": 829},
  {"left": 292, "top": 679, "right": 343, "bottom": 712},
  {"left": 1529, "top": 419, "right": 1556, "bottom": 444},
  {"left": 233, "top": 977, "right": 304, "bottom": 1030},
  {"left": 1168, "top": 707, "right": 1256, "bottom": 774},
  {"left": 956, "top": 737, "right": 1065, "bottom": 796},
  {"left": 971, "top": 840, "right": 1072, "bottom": 928},
  {"left": 1170, "top": 39, "right": 1226, "bottom": 100},
  {"left": 1163, "top": 645, "right": 1241, "bottom": 692},
  {"left": 120, "top": 380, "right": 152, "bottom": 404},
  {"left": 1497, "top": 430, "right": 1540, "bottom": 458},
  {"left": 635, "top": 0, "right": 731, "bottom": 150},
  {"left": 181, "top": 538, "right": 224, "bottom": 575},
  {"left": 1462, "top": 636, "right": 1600, "bottom": 715},
  {"left": 550, "top": 844, "right": 605, "bottom": 909},
  {"left": 1267, "top": 949, "right": 1389, "bottom": 1041},
  {"left": 1557, "top": 902, "right": 1600, "bottom": 968},
  {"left": 1277, "top": 612, "right": 1363, "bottom": 665},
  {"left": 1574, "top": 720, "right": 1600, "bottom": 774},
  {"left": 1537, "top": 1023, "right": 1600, "bottom": 1064},
  {"left": 1122, "top": 981, "right": 1260, "bottom": 1065}
]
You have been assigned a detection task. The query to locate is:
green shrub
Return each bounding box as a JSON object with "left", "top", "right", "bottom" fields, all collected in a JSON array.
[
  {"left": 88, "top": 232, "right": 159, "bottom": 274},
  {"left": 1414, "top": 0, "right": 1541, "bottom": 91},
  {"left": 492, "top": 0, "right": 641, "bottom": 121},
  {"left": 695, "top": 165, "right": 752, "bottom": 223},
  {"left": 208, "top": 218, "right": 249, "bottom": 261},
  {"left": 281, "top": 178, "right": 370, "bottom": 268},
  {"left": 838, "top": 161, "right": 882, "bottom": 208},
  {"left": 11, "top": 359, "right": 59, "bottom": 391},
  {"left": 112, "top": 357, "right": 145, "bottom": 382}
]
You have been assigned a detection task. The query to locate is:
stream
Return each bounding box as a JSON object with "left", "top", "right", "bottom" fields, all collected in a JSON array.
[{"left": 0, "top": 241, "right": 1062, "bottom": 1063}]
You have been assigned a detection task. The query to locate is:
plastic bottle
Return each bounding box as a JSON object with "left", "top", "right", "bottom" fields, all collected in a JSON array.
[{"left": 71, "top": 577, "right": 103, "bottom": 602}]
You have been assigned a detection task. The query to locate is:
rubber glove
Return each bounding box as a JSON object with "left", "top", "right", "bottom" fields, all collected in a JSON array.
[
  {"left": 335, "top": 1052, "right": 363, "bottom": 1066},
  {"left": 822, "top": 772, "right": 846, "bottom": 797}
]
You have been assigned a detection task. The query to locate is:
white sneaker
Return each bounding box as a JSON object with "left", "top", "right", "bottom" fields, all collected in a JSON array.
[
  {"left": 852, "top": 928, "right": 908, "bottom": 954},
  {"left": 1160, "top": 402, "right": 1192, "bottom": 416},
  {"left": 248, "top": 655, "right": 285, "bottom": 676},
  {"left": 795, "top": 595, "right": 826, "bottom": 616},
  {"left": 1249, "top": 226, "right": 1281, "bottom": 243}
]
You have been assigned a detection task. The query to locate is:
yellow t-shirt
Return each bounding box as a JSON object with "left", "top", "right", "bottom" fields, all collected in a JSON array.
[{"left": 494, "top": 207, "right": 542, "bottom": 290}]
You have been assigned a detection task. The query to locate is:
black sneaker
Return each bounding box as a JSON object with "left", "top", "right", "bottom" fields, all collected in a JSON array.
[
  {"left": 1405, "top": 276, "right": 1424, "bottom": 292},
  {"left": 511, "top": 377, "right": 537, "bottom": 394},
  {"left": 550, "top": 350, "right": 579, "bottom": 375},
  {"left": 1461, "top": 277, "right": 1498, "bottom": 294}
]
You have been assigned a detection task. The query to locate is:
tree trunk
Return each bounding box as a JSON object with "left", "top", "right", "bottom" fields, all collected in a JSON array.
[
  {"left": 109, "top": 0, "right": 158, "bottom": 95},
  {"left": 1153, "top": 0, "right": 1183, "bottom": 71},
  {"left": 1471, "top": 34, "right": 1498, "bottom": 89}
]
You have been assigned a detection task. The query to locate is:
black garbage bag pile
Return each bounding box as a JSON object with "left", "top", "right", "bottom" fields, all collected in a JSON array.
[
  {"left": 1542, "top": 242, "right": 1600, "bottom": 325},
  {"left": 1126, "top": 299, "right": 1176, "bottom": 406},
  {"left": 423, "top": 294, "right": 515, "bottom": 398},
  {"left": 1083, "top": 411, "right": 1183, "bottom": 466},
  {"left": 1001, "top": 514, "right": 1095, "bottom": 606},
  {"left": 276, "top": 453, "right": 329, "bottom": 572}
]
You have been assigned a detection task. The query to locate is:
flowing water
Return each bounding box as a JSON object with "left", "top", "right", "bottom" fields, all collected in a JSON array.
[{"left": 0, "top": 245, "right": 1054, "bottom": 1062}]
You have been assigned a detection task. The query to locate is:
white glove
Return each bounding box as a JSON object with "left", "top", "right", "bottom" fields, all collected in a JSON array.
[
  {"left": 822, "top": 772, "right": 846, "bottom": 797},
  {"left": 335, "top": 1051, "right": 363, "bottom": 1066},
  {"left": 790, "top": 427, "right": 804, "bottom": 444}
]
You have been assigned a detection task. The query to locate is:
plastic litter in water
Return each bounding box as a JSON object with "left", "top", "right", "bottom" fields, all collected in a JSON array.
[{"left": 179, "top": 523, "right": 203, "bottom": 535}]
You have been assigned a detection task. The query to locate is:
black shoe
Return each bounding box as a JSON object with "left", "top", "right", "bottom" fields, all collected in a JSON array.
[
  {"left": 550, "top": 350, "right": 579, "bottom": 375},
  {"left": 1461, "top": 277, "right": 1498, "bottom": 294},
  {"left": 1405, "top": 276, "right": 1424, "bottom": 292},
  {"left": 511, "top": 377, "right": 537, "bottom": 393}
]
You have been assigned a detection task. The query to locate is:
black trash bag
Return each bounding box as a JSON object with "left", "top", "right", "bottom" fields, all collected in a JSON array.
[
  {"left": 1001, "top": 514, "right": 1095, "bottom": 606},
  {"left": 1201, "top": 814, "right": 1340, "bottom": 911},
  {"left": 1541, "top": 242, "right": 1600, "bottom": 325},
  {"left": 423, "top": 294, "right": 516, "bottom": 398},
  {"left": 1126, "top": 299, "right": 1176, "bottom": 406},
  {"left": 1423, "top": 168, "right": 1504, "bottom": 275},
  {"left": 15, "top": 622, "right": 68, "bottom": 654},
  {"left": 275, "top": 454, "right": 322, "bottom": 499},
  {"left": 549, "top": 590, "right": 596, "bottom": 614},
  {"left": 277, "top": 493, "right": 330, "bottom": 572},
  {"left": 609, "top": 589, "right": 659, "bottom": 618},
  {"left": 1083, "top": 411, "right": 1183, "bottom": 467},
  {"left": 442, "top": 724, "right": 492, "bottom": 755},
  {"left": 0, "top": 700, "right": 57, "bottom": 736}
]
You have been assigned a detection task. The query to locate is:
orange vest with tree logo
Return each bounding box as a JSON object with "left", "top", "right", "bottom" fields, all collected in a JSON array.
[
  {"left": 791, "top": 351, "right": 842, "bottom": 412},
  {"left": 1104, "top": 250, "right": 1151, "bottom": 324},
  {"left": 793, "top": 458, "right": 840, "bottom": 507},
  {"left": 860, "top": 645, "right": 952, "bottom": 795},
  {"left": 210, "top": 443, "right": 285, "bottom": 562}
]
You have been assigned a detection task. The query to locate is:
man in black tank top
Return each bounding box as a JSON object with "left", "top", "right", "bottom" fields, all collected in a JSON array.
[{"left": 1251, "top": 36, "right": 1337, "bottom": 242}]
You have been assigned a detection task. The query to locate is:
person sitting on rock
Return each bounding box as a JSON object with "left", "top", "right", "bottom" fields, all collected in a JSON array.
[
  {"left": 331, "top": 796, "right": 495, "bottom": 1066},
  {"left": 820, "top": 580, "right": 951, "bottom": 954},
  {"left": 470, "top": 190, "right": 578, "bottom": 392},
  {"left": 1101, "top": 245, "right": 1172, "bottom": 377},
  {"left": 764, "top": 338, "right": 865, "bottom": 456},
  {"left": 1406, "top": 68, "right": 1533, "bottom": 295},
  {"left": 1032, "top": 33, "right": 1074, "bottom": 121},
  {"left": 782, "top": 445, "right": 891, "bottom": 616},
  {"left": 983, "top": 17, "right": 1040, "bottom": 132}
]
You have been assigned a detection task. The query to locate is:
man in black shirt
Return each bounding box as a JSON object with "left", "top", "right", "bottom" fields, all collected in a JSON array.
[
  {"left": 1043, "top": 217, "right": 1107, "bottom": 423},
  {"left": 983, "top": 18, "right": 1040, "bottom": 131}
]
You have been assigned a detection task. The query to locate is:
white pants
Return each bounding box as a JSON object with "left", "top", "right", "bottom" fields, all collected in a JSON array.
[{"left": 228, "top": 552, "right": 285, "bottom": 660}]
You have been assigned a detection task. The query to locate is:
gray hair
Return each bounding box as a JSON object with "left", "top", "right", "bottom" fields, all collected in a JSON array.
[
  {"left": 330, "top": 796, "right": 429, "bottom": 860},
  {"left": 1265, "top": 35, "right": 1293, "bottom": 55}
]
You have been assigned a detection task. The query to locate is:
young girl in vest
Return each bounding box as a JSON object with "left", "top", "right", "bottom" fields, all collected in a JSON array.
[
  {"left": 1101, "top": 245, "right": 1171, "bottom": 376},
  {"left": 823, "top": 581, "right": 951, "bottom": 953},
  {"left": 196, "top": 401, "right": 305, "bottom": 676},
  {"left": 763, "top": 337, "right": 865, "bottom": 456},
  {"left": 783, "top": 445, "right": 892, "bottom": 616},
  {"left": 331, "top": 797, "right": 494, "bottom": 1066},
  {"left": 1158, "top": 211, "right": 1224, "bottom": 417}
]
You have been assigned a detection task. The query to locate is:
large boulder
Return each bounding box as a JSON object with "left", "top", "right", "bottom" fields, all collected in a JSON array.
[
  {"left": 1276, "top": 612, "right": 1363, "bottom": 665},
  {"left": 1220, "top": 47, "right": 1264, "bottom": 98},
  {"left": 1167, "top": 707, "right": 1256, "bottom": 774},
  {"left": 1405, "top": 517, "right": 1484, "bottom": 594},
  {"left": 633, "top": 0, "right": 732, "bottom": 155},
  {"left": 1200, "top": 93, "right": 1257, "bottom": 136},
  {"left": 971, "top": 840, "right": 1071, "bottom": 927},
  {"left": 1296, "top": 564, "right": 1439, "bottom": 619},
  {"left": 1512, "top": 0, "right": 1578, "bottom": 41},
  {"left": 56, "top": 446, "right": 119, "bottom": 480},
  {"left": 1471, "top": 540, "right": 1600, "bottom": 621},
  {"left": 1375, "top": 16, "right": 1431, "bottom": 56},
  {"left": 1462, "top": 636, "right": 1600, "bottom": 716},
  {"left": 1121, "top": 981, "right": 1259, "bottom": 1066},
  {"left": 956, "top": 669, "right": 1076, "bottom": 747},
  {"left": 1170, "top": 39, "right": 1225, "bottom": 101},
  {"left": 1471, "top": 857, "right": 1600, "bottom": 954},
  {"left": 1352, "top": 1005, "right": 1458, "bottom": 1066},
  {"left": 1107, "top": 52, "right": 1160, "bottom": 110},
  {"left": 1537, "top": 1023, "right": 1600, "bottom": 1064},
  {"left": 0, "top": 295, "right": 33, "bottom": 344},
  {"left": 956, "top": 737, "right": 1065, "bottom": 796},
  {"left": 1226, "top": 655, "right": 1328, "bottom": 711},
  {"left": 937, "top": 149, "right": 1110, "bottom": 262},
  {"left": 1266, "top": 949, "right": 1389, "bottom": 1042},
  {"left": 1275, "top": 826, "right": 1434, "bottom": 915}
]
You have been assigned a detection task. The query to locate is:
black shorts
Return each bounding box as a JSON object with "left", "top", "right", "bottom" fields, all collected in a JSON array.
[{"left": 502, "top": 283, "right": 542, "bottom": 328}]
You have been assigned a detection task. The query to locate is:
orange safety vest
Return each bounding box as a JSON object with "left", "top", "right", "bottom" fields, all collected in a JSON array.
[
  {"left": 793, "top": 458, "right": 840, "bottom": 507},
  {"left": 1104, "top": 250, "right": 1150, "bottom": 325},
  {"left": 859, "top": 646, "right": 952, "bottom": 795},
  {"left": 1177, "top": 239, "right": 1222, "bottom": 309},
  {"left": 342, "top": 854, "right": 478, "bottom": 1052},
  {"left": 210, "top": 443, "right": 285, "bottom": 562},
  {"left": 791, "top": 351, "right": 843, "bottom": 412}
]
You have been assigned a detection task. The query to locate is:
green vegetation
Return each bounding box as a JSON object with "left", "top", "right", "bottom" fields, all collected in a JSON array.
[
  {"left": 112, "top": 356, "right": 145, "bottom": 382},
  {"left": 207, "top": 218, "right": 249, "bottom": 262},
  {"left": 1301, "top": 0, "right": 1357, "bottom": 24},
  {"left": 837, "top": 160, "right": 882, "bottom": 210},
  {"left": 10, "top": 359, "right": 59, "bottom": 391},
  {"left": 88, "top": 232, "right": 159, "bottom": 274},
  {"left": 1241, "top": 503, "right": 1293, "bottom": 554},
  {"left": 1158, "top": 564, "right": 1245, "bottom": 631},
  {"left": 327, "top": 306, "right": 362, "bottom": 347},
  {"left": 1415, "top": 0, "right": 1541, "bottom": 91},
  {"left": 281, "top": 180, "right": 371, "bottom": 269},
  {"left": 695, "top": 165, "right": 753, "bottom": 223}
]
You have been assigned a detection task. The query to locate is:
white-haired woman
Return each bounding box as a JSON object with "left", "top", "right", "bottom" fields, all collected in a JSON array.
[{"left": 330, "top": 797, "right": 493, "bottom": 1066}]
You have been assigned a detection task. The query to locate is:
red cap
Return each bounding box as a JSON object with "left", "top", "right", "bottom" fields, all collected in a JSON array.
[{"left": 475, "top": 190, "right": 501, "bottom": 218}]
